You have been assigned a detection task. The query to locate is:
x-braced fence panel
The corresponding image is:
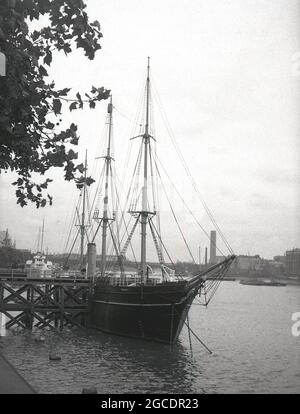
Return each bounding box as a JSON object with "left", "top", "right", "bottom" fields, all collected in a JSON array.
[{"left": 0, "top": 278, "right": 93, "bottom": 331}]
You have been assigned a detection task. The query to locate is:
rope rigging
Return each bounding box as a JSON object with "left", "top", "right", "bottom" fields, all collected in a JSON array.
[
  {"left": 151, "top": 77, "right": 234, "bottom": 255},
  {"left": 54, "top": 62, "right": 238, "bottom": 357},
  {"left": 109, "top": 82, "right": 233, "bottom": 270},
  {"left": 157, "top": 167, "right": 197, "bottom": 264},
  {"left": 62, "top": 62, "right": 235, "bottom": 284},
  {"left": 113, "top": 98, "right": 234, "bottom": 259},
  {"left": 148, "top": 218, "right": 164, "bottom": 264},
  {"left": 149, "top": 218, "right": 178, "bottom": 274},
  {"left": 153, "top": 152, "right": 227, "bottom": 258}
]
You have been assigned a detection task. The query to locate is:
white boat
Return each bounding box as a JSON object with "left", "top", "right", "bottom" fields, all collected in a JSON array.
[
  {"left": 25, "top": 219, "right": 53, "bottom": 278},
  {"left": 25, "top": 252, "right": 53, "bottom": 278}
]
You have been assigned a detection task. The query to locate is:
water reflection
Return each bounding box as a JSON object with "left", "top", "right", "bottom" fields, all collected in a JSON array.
[
  {"left": 61, "top": 328, "right": 202, "bottom": 394},
  {"left": 1, "top": 327, "right": 204, "bottom": 394}
]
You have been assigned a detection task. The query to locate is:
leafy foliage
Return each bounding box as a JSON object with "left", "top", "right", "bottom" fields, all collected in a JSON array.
[{"left": 0, "top": 0, "right": 110, "bottom": 207}]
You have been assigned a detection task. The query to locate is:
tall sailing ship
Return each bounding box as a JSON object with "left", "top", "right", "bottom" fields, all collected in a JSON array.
[{"left": 88, "top": 59, "right": 235, "bottom": 344}]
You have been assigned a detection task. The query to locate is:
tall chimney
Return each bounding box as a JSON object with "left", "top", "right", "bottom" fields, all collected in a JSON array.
[
  {"left": 87, "top": 243, "right": 96, "bottom": 280},
  {"left": 205, "top": 247, "right": 208, "bottom": 266},
  {"left": 210, "top": 230, "right": 216, "bottom": 264}
]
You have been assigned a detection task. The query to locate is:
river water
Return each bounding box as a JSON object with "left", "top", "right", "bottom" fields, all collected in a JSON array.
[{"left": 0, "top": 282, "right": 299, "bottom": 394}]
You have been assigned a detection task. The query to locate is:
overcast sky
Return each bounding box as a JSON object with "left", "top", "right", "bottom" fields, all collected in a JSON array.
[{"left": 1, "top": 0, "right": 299, "bottom": 261}]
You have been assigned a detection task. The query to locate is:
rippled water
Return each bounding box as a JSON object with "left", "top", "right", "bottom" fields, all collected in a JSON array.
[{"left": 0, "top": 282, "right": 299, "bottom": 394}]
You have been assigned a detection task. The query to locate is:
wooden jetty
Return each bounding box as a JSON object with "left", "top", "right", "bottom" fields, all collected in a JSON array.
[
  {"left": 0, "top": 268, "right": 27, "bottom": 278},
  {"left": 0, "top": 276, "right": 93, "bottom": 331}
]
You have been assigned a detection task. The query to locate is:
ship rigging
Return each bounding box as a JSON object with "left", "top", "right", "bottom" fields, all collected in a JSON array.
[{"left": 86, "top": 59, "right": 235, "bottom": 344}]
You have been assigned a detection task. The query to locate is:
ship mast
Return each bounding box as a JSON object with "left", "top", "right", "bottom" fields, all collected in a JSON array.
[
  {"left": 41, "top": 218, "right": 45, "bottom": 254},
  {"left": 79, "top": 150, "right": 88, "bottom": 266},
  {"left": 36, "top": 227, "right": 41, "bottom": 253},
  {"left": 100, "top": 96, "right": 113, "bottom": 276},
  {"left": 140, "top": 57, "right": 151, "bottom": 282}
]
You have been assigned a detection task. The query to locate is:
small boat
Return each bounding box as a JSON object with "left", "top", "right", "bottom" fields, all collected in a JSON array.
[
  {"left": 25, "top": 220, "right": 53, "bottom": 278},
  {"left": 239, "top": 279, "right": 286, "bottom": 286},
  {"left": 25, "top": 252, "right": 53, "bottom": 278}
]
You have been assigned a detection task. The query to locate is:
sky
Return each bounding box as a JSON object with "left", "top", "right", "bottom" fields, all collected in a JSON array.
[{"left": 1, "top": 0, "right": 299, "bottom": 261}]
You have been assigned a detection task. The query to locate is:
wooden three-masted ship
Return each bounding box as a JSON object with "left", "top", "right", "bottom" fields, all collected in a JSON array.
[{"left": 87, "top": 59, "right": 235, "bottom": 344}]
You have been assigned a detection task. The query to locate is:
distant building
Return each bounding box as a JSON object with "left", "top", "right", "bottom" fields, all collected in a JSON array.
[
  {"left": 262, "top": 259, "right": 285, "bottom": 277},
  {"left": 0, "top": 229, "right": 13, "bottom": 248},
  {"left": 286, "top": 249, "right": 300, "bottom": 277},
  {"left": 0, "top": 231, "right": 6, "bottom": 246},
  {"left": 273, "top": 255, "right": 286, "bottom": 266},
  {"left": 235, "top": 255, "right": 262, "bottom": 272}
]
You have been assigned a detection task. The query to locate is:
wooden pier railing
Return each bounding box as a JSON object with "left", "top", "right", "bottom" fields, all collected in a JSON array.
[{"left": 0, "top": 276, "right": 93, "bottom": 331}]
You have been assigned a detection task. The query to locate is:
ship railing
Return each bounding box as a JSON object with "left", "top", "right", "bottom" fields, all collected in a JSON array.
[
  {"left": 96, "top": 273, "right": 163, "bottom": 286},
  {"left": 52, "top": 270, "right": 84, "bottom": 279}
]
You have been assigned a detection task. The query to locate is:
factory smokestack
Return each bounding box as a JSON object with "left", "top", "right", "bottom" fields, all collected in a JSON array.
[{"left": 210, "top": 230, "right": 217, "bottom": 264}]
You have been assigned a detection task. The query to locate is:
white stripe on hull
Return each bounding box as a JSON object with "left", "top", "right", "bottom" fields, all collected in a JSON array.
[
  {"left": 93, "top": 300, "right": 173, "bottom": 307},
  {"left": 92, "top": 291, "right": 194, "bottom": 307}
]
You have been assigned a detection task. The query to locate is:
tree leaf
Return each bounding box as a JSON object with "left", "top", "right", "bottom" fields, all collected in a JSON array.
[
  {"left": 43, "top": 51, "right": 52, "bottom": 66},
  {"left": 0, "top": 0, "right": 108, "bottom": 208},
  {"left": 69, "top": 101, "right": 77, "bottom": 111},
  {"left": 39, "top": 65, "right": 48, "bottom": 76},
  {"left": 53, "top": 99, "right": 62, "bottom": 114}
]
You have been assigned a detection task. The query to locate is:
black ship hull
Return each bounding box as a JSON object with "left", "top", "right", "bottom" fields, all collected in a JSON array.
[{"left": 89, "top": 278, "right": 202, "bottom": 344}]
